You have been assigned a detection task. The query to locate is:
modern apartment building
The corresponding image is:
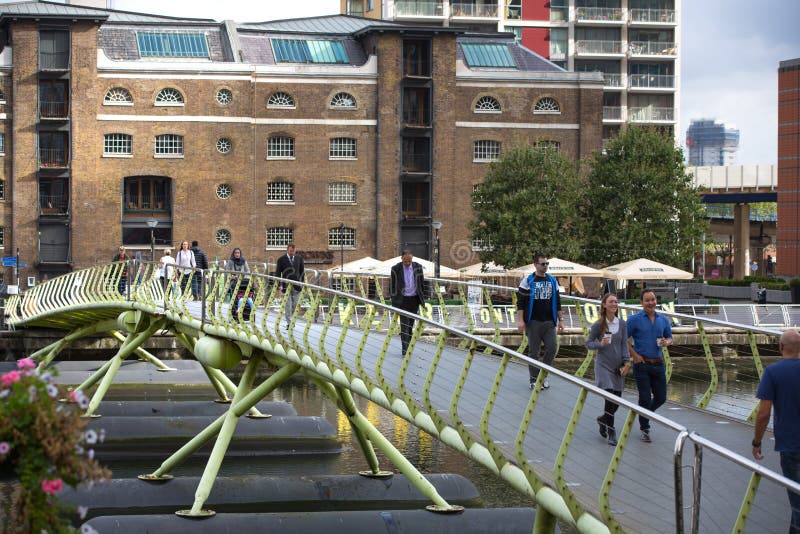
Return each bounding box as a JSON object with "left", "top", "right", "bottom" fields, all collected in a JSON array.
[
  {"left": 0, "top": 1, "right": 602, "bottom": 286},
  {"left": 685, "top": 119, "right": 740, "bottom": 166},
  {"left": 777, "top": 58, "right": 800, "bottom": 277},
  {"left": 344, "top": 0, "right": 680, "bottom": 146}
]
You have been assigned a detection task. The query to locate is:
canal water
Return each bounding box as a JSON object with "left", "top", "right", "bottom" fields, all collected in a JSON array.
[{"left": 100, "top": 356, "right": 768, "bottom": 511}]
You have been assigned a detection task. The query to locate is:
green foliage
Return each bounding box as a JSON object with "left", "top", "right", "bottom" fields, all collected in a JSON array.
[
  {"left": 706, "top": 278, "right": 753, "bottom": 287},
  {"left": 1, "top": 359, "right": 110, "bottom": 533},
  {"left": 790, "top": 278, "right": 800, "bottom": 287},
  {"left": 468, "top": 142, "right": 585, "bottom": 268},
  {"left": 582, "top": 125, "right": 707, "bottom": 267}
]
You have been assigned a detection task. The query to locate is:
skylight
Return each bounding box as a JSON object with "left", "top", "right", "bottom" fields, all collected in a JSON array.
[
  {"left": 137, "top": 32, "right": 209, "bottom": 58},
  {"left": 271, "top": 39, "right": 349, "bottom": 64},
  {"left": 461, "top": 43, "right": 517, "bottom": 68}
]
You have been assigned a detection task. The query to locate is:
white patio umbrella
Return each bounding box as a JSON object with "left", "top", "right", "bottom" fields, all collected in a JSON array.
[
  {"left": 601, "top": 258, "right": 693, "bottom": 281},
  {"left": 459, "top": 262, "right": 510, "bottom": 278},
  {"left": 509, "top": 257, "right": 603, "bottom": 278},
  {"left": 370, "top": 256, "right": 461, "bottom": 278},
  {"left": 325, "top": 256, "right": 383, "bottom": 275}
]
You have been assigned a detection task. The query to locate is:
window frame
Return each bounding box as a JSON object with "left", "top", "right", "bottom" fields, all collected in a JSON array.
[
  {"left": 266, "top": 136, "right": 295, "bottom": 160},
  {"left": 328, "top": 182, "right": 357, "bottom": 204},
  {"left": 328, "top": 226, "right": 356, "bottom": 249},
  {"left": 103, "top": 87, "right": 133, "bottom": 106},
  {"left": 266, "top": 227, "right": 294, "bottom": 249},
  {"left": 474, "top": 95, "right": 502, "bottom": 114},
  {"left": 267, "top": 92, "right": 296, "bottom": 109},
  {"left": 329, "top": 137, "right": 357, "bottom": 160},
  {"left": 266, "top": 181, "right": 295, "bottom": 204},
  {"left": 154, "top": 134, "right": 184, "bottom": 158},
  {"left": 155, "top": 87, "right": 185, "bottom": 107},
  {"left": 136, "top": 31, "right": 210, "bottom": 58},
  {"left": 215, "top": 88, "right": 233, "bottom": 105},
  {"left": 103, "top": 133, "right": 133, "bottom": 157},
  {"left": 330, "top": 92, "right": 357, "bottom": 109},
  {"left": 473, "top": 140, "right": 501, "bottom": 162},
  {"left": 533, "top": 96, "right": 561, "bottom": 115}
]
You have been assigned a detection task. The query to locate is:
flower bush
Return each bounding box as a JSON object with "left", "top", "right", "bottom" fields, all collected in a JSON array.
[{"left": 0, "top": 358, "right": 110, "bottom": 533}]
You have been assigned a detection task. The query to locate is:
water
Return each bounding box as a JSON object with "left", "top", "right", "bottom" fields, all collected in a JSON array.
[{"left": 101, "top": 356, "right": 770, "bottom": 510}]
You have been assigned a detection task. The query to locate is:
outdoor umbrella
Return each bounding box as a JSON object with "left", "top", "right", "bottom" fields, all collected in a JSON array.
[
  {"left": 459, "top": 262, "right": 510, "bottom": 278},
  {"left": 510, "top": 257, "right": 603, "bottom": 296},
  {"left": 370, "top": 256, "right": 461, "bottom": 278},
  {"left": 601, "top": 258, "right": 693, "bottom": 281}
]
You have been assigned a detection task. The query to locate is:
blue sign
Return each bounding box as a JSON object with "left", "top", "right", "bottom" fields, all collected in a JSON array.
[
  {"left": 2, "top": 257, "right": 16, "bottom": 267},
  {"left": 17, "top": 262, "right": 26, "bottom": 268}
]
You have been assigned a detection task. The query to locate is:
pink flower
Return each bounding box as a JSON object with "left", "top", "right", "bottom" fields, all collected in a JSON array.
[
  {"left": 0, "top": 441, "right": 10, "bottom": 455},
  {"left": 41, "top": 478, "right": 64, "bottom": 494},
  {"left": 1, "top": 370, "right": 21, "bottom": 387},
  {"left": 16, "top": 358, "right": 36, "bottom": 370}
]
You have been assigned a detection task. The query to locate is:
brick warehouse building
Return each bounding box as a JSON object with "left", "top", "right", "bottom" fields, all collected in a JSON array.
[
  {"left": 777, "top": 58, "right": 800, "bottom": 277},
  {"left": 0, "top": 1, "right": 602, "bottom": 286}
]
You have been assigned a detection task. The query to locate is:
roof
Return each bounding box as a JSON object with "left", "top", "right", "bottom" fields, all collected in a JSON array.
[
  {"left": 0, "top": 1, "right": 217, "bottom": 25},
  {"left": 237, "top": 15, "right": 406, "bottom": 35},
  {"left": 457, "top": 36, "right": 563, "bottom": 72}
]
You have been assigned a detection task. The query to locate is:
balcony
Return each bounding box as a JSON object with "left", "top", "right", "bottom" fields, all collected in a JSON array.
[
  {"left": 628, "top": 41, "right": 677, "bottom": 57},
  {"left": 451, "top": 2, "right": 497, "bottom": 18},
  {"left": 629, "top": 8, "right": 676, "bottom": 24},
  {"left": 39, "top": 147, "right": 68, "bottom": 168},
  {"left": 628, "top": 73, "right": 675, "bottom": 89},
  {"left": 603, "top": 106, "right": 622, "bottom": 120},
  {"left": 603, "top": 73, "right": 624, "bottom": 88},
  {"left": 401, "top": 196, "right": 430, "bottom": 219},
  {"left": 395, "top": 0, "right": 443, "bottom": 17},
  {"left": 575, "top": 40, "right": 623, "bottom": 55},
  {"left": 39, "top": 242, "right": 70, "bottom": 264},
  {"left": 39, "top": 100, "right": 68, "bottom": 120},
  {"left": 39, "top": 194, "right": 69, "bottom": 216},
  {"left": 575, "top": 7, "right": 624, "bottom": 23},
  {"left": 402, "top": 152, "right": 431, "bottom": 173},
  {"left": 628, "top": 106, "right": 674, "bottom": 122}
]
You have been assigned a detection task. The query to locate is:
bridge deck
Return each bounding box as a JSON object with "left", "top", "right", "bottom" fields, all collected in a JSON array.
[{"left": 182, "top": 301, "right": 786, "bottom": 533}]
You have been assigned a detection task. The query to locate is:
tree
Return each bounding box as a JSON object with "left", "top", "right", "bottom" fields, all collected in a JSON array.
[
  {"left": 583, "top": 125, "right": 707, "bottom": 267},
  {"left": 469, "top": 142, "right": 586, "bottom": 269}
]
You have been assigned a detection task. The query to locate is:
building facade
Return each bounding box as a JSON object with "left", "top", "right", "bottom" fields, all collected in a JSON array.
[
  {"left": 342, "top": 0, "right": 680, "bottom": 147},
  {"left": 685, "top": 119, "right": 740, "bottom": 166},
  {"left": 777, "top": 58, "right": 800, "bottom": 277},
  {"left": 0, "top": 2, "right": 602, "bottom": 287}
]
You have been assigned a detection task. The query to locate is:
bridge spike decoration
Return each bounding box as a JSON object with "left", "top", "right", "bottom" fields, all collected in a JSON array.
[{"left": 4, "top": 262, "right": 792, "bottom": 533}]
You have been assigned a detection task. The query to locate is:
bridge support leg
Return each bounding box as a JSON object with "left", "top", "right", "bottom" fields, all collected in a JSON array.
[
  {"left": 142, "top": 361, "right": 298, "bottom": 481},
  {"left": 329, "top": 382, "right": 391, "bottom": 478},
  {"left": 177, "top": 352, "right": 264, "bottom": 517},
  {"left": 31, "top": 319, "right": 119, "bottom": 370},
  {"left": 83, "top": 318, "right": 167, "bottom": 417},
  {"left": 315, "top": 379, "right": 463, "bottom": 514},
  {"left": 107, "top": 330, "right": 177, "bottom": 371}
]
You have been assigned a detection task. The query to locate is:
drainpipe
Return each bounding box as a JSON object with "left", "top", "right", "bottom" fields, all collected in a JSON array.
[{"left": 373, "top": 53, "right": 381, "bottom": 259}]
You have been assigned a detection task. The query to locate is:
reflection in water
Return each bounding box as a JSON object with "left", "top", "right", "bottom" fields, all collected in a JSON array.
[{"left": 102, "top": 358, "right": 764, "bottom": 512}]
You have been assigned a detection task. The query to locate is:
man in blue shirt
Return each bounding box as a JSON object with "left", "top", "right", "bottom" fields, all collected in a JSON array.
[
  {"left": 627, "top": 289, "right": 672, "bottom": 442},
  {"left": 753, "top": 329, "right": 800, "bottom": 534}
]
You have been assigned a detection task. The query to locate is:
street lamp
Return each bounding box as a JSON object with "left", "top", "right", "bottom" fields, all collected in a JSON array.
[
  {"left": 147, "top": 219, "right": 158, "bottom": 262},
  {"left": 432, "top": 220, "right": 442, "bottom": 279}
]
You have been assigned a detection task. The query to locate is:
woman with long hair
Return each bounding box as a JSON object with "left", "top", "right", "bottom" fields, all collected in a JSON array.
[{"left": 585, "top": 293, "right": 630, "bottom": 445}]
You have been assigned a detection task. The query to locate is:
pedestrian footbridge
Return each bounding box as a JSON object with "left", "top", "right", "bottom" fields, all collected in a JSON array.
[{"left": 4, "top": 262, "right": 799, "bottom": 533}]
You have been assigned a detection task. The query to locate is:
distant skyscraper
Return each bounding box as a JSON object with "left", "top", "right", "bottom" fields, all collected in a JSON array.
[{"left": 685, "top": 119, "right": 740, "bottom": 166}]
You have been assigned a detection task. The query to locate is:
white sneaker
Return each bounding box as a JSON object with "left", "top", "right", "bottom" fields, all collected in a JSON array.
[{"left": 542, "top": 379, "right": 550, "bottom": 389}]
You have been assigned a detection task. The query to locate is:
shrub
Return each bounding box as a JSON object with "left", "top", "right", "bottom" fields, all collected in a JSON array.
[
  {"left": 0, "top": 358, "right": 110, "bottom": 533},
  {"left": 790, "top": 278, "right": 800, "bottom": 288},
  {"left": 706, "top": 278, "right": 752, "bottom": 287}
]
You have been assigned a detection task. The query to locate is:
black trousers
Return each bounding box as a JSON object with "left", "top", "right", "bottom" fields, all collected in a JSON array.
[{"left": 397, "top": 295, "right": 420, "bottom": 353}]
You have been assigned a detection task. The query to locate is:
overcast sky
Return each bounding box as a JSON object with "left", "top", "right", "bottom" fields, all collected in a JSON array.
[{"left": 8, "top": 0, "right": 800, "bottom": 164}]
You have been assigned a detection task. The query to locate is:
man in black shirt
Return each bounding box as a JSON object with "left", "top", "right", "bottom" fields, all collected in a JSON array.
[{"left": 190, "top": 240, "right": 209, "bottom": 300}]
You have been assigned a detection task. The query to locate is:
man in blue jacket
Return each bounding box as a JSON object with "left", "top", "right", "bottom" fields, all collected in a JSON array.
[
  {"left": 627, "top": 289, "right": 673, "bottom": 442},
  {"left": 516, "top": 254, "right": 564, "bottom": 389}
]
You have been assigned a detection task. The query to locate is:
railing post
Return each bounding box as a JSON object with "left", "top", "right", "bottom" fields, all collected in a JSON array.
[{"left": 673, "top": 429, "right": 690, "bottom": 534}]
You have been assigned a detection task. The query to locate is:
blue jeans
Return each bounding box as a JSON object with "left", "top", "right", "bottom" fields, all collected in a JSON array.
[
  {"left": 633, "top": 361, "right": 667, "bottom": 431},
  {"left": 781, "top": 451, "right": 800, "bottom": 534}
]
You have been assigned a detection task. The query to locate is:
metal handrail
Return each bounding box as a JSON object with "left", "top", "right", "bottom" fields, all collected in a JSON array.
[{"left": 4, "top": 263, "right": 791, "bottom": 533}]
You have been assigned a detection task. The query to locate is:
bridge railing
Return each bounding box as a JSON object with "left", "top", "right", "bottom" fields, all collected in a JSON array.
[{"left": 5, "top": 263, "right": 800, "bottom": 533}]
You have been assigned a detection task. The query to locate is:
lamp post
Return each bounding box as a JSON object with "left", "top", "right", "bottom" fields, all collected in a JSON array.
[
  {"left": 432, "top": 220, "right": 442, "bottom": 279},
  {"left": 147, "top": 219, "right": 158, "bottom": 262}
]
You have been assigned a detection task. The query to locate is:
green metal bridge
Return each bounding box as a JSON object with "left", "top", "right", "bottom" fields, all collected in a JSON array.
[{"left": 4, "top": 262, "right": 799, "bottom": 533}]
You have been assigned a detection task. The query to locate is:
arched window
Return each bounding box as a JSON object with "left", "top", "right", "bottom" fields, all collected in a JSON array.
[
  {"left": 330, "top": 92, "right": 356, "bottom": 109},
  {"left": 104, "top": 87, "right": 133, "bottom": 105},
  {"left": 533, "top": 97, "right": 560, "bottom": 114},
  {"left": 155, "top": 87, "right": 184, "bottom": 105},
  {"left": 474, "top": 96, "right": 501, "bottom": 113},
  {"left": 267, "top": 92, "right": 295, "bottom": 108}
]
